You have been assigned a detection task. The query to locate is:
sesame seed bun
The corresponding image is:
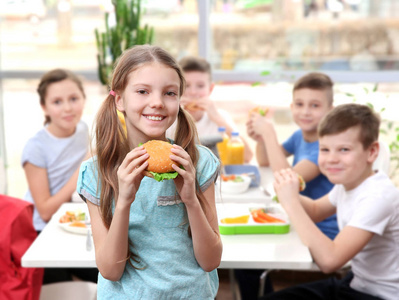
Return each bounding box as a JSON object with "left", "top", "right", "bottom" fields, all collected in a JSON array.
[{"left": 142, "top": 140, "right": 175, "bottom": 178}]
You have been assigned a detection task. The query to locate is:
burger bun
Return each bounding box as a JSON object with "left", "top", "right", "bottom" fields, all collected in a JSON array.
[{"left": 142, "top": 140, "right": 175, "bottom": 174}]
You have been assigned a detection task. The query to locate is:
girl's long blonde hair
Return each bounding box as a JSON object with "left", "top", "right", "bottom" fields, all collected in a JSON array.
[{"left": 94, "top": 45, "right": 208, "bottom": 267}]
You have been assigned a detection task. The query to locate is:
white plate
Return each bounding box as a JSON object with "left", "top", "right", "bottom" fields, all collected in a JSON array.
[{"left": 59, "top": 222, "right": 91, "bottom": 235}]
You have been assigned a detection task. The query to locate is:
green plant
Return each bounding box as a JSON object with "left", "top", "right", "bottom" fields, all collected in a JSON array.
[
  {"left": 95, "top": 0, "right": 154, "bottom": 86},
  {"left": 347, "top": 84, "right": 399, "bottom": 179}
]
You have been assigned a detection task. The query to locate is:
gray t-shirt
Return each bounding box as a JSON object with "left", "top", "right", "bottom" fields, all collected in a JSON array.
[{"left": 21, "top": 121, "right": 89, "bottom": 231}]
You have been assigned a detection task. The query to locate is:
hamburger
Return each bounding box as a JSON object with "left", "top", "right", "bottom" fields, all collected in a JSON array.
[
  {"left": 184, "top": 101, "right": 202, "bottom": 111},
  {"left": 297, "top": 174, "right": 306, "bottom": 192},
  {"left": 249, "top": 106, "right": 269, "bottom": 117},
  {"left": 142, "top": 140, "right": 179, "bottom": 182},
  {"left": 272, "top": 173, "right": 306, "bottom": 203}
]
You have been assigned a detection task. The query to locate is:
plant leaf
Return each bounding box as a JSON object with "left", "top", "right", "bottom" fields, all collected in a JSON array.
[{"left": 260, "top": 70, "right": 271, "bottom": 76}]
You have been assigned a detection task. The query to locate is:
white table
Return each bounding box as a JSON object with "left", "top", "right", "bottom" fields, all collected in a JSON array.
[
  {"left": 22, "top": 202, "right": 96, "bottom": 268},
  {"left": 22, "top": 201, "right": 312, "bottom": 270},
  {"left": 22, "top": 167, "right": 312, "bottom": 270}
]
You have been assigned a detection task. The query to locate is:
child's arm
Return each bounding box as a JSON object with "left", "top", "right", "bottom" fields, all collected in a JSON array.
[
  {"left": 89, "top": 146, "right": 149, "bottom": 281},
  {"left": 185, "top": 183, "right": 222, "bottom": 271},
  {"left": 291, "top": 159, "right": 321, "bottom": 183},
  {"left": 170, "top": 145, "right": 222, "bottom": 271},
  {"left": 24, "top": 163, "right": 80, "bottom": 222},
  {"left": 247, "top": 114, "right": 290, "bottom": 170},
  {"left": 248, "top": 114, "right": 321, "bottom": 182},
  {"left": 274, "top": 169, "right": 374, "bottom": 273},
  {"left": 191, "top": 96, "right": 253, "bottom": 163},
  {"left": 297, "top": 194, "right": 335, "bottom": 223}
]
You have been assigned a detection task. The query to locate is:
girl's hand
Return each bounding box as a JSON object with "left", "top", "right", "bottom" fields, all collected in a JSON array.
[
  {"left": 116, "top": 146, "right": 149, "bottom": 206},
  {"left": 170, "top": 145, "right": 197, "bottom": 206},
  {"left": 273, "top": 168, "right": 300, "bottom": 206}
]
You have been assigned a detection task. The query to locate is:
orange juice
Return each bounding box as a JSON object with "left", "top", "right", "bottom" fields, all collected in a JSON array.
[
  {"left": 226, "top": 132, "right": 244, "bottom": 165},
  {"left": 216, "top": 127, "right": 229, "bottom": 165}
]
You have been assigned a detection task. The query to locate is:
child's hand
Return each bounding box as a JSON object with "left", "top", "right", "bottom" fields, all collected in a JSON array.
[
  {"left": 116, "top": 146, "right": 149, "bottom": 206},
  {"left": 181, "top": 97, "right": 201, "bottom": 111},
  {"left": 182, "top": 96, "right": 220, "bottom": 119},
  {"left": 273, "top": 168, "right": 300, "bottom": 206},
  {"left": 246, "top": 113, "right": 273, "bottom": 140},
  {"left": 170, "top": 145, "right": 197, "bottom": 206},
  {"left": 246, "top": 118, "right": 262, "bottom": 141}
]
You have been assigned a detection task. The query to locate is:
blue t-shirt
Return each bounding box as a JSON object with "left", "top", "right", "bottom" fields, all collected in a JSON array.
[
  {"left": 77, "top": 144, "right": 220, "bottom": 300},
  {"left": 283, "top": 129, "right": 338, "bottom": 240},
  {"left": 21, "top": 121, "right": 89, "bottom": 231}
]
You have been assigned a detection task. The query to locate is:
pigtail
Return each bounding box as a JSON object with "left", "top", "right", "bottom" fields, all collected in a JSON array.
[
  {"left": 95, "top": 95, "right": 129, "bottom": 229},
  {"left": 174, "top": 107, "right": 199, "bottom": 162},
  {"left": 175, "top": 107, "right": 213, "bottom": 233}
]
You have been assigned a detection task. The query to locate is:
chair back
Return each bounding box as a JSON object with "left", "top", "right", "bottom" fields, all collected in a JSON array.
[{"left": 0, "top": 194, "right": 43, "bottom": 300}]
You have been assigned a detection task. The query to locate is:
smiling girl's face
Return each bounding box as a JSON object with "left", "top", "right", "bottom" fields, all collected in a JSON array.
[
  {"left": 42, "top": 79, "right": 85, "bottom": 138},
  {"left": 115, "top": 62, "right": 181, "bottom": 146}
]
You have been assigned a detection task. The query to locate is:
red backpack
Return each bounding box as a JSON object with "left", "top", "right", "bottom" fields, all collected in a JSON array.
[{"left": 0, "top": 194, "right": 43, "bottom": 300}]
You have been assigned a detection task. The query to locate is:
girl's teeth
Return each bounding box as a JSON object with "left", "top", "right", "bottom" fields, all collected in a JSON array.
[{"left": 146, "top": 116, "right": 163, "bottom": 121}]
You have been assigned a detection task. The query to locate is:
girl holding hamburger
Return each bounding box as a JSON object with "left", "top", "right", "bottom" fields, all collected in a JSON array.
[{"left": 76, "top": 45, "right": 222, "bottom": 299}]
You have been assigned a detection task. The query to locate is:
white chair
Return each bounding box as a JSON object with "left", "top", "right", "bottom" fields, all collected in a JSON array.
[
  {"left": 40, "top": 282, "right": 97, "bottom": 300},
  {"left": 373, "top": 140, "right": 390, "bottom": 175}
]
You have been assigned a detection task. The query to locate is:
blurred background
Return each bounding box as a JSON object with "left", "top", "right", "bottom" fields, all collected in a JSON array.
[{"left": 1, "top": 0, "right": 399, "bottom": 197}]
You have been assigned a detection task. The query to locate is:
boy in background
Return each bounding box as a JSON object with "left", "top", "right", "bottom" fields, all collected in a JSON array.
[
  {"left": 264, "top": 103, "right": 399, "bottom": 300},
  {"left": 166, "top": 56, "right": 253, "bottom": 163},
  {"left": 247, "top": 72, "right": 338, "bottom": 239}
]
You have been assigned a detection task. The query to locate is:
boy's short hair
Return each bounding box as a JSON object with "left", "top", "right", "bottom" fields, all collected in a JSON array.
[
  {"left": 318, "top": 103, "right": 380, "bottom": 149},
  {"left": 293, "top": 72, "right": 334, "bottom": 105},
  {"left": 178, "top": 56, "right": 212, "bottom": 80}
]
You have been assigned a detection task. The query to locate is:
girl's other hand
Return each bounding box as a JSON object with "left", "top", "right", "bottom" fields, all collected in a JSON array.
[
  {"left": 273, "top": 168, "right": 300, "bottom": 206},
  {"left": 116, "top": 146, "right": 149, "bottom": 206},
  {"left": 170, "top": 145, "right": 197, "bottom": 206}
]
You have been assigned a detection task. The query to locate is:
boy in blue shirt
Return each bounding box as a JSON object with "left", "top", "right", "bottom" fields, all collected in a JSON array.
[{"left": 247, "top": 72, "right": 338, "bottom": 239}]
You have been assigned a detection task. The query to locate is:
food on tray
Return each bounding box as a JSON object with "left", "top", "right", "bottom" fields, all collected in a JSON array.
[
  {"left": 218, "top": 204, "right": 290, "bottom": 234},
  {"left": 69, "top": 221, "right": 87, "bottom": 228},
  {"left": 250, "top": 208, "right": 284, "bottom": 223},
  {"left": 249, "top": 106, "right": 269, "bottom": 117},
  {"left": 142, "top": 140, "right": 179, "bottom": 182},
  {"left": 59, "top": 210, "right": 85, "bottom": 223},
  {"left": 220, "top": 208, "right": 285, "bottom": 225},
  {"left": 221, "top": 215, "right": 250, "bottom": 224}
]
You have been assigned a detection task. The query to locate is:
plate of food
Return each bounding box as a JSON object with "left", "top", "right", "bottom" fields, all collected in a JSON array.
[{"left": 58, "top": 209, "right": 90, "bottom": 235}]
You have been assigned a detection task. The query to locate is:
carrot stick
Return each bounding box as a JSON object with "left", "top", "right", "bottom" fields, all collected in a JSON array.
[{"left": 251, "top": 209, "right": 284, "bottom": 223}]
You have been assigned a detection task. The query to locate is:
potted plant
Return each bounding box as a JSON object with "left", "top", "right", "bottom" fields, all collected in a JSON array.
[{"left": 95, "top": 0, "right": 154, "bottom": 86}]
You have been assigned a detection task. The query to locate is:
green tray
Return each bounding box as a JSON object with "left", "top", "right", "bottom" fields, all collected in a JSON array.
[{"left": 219, "top": 223, "right": 290, "bottom": 235}]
